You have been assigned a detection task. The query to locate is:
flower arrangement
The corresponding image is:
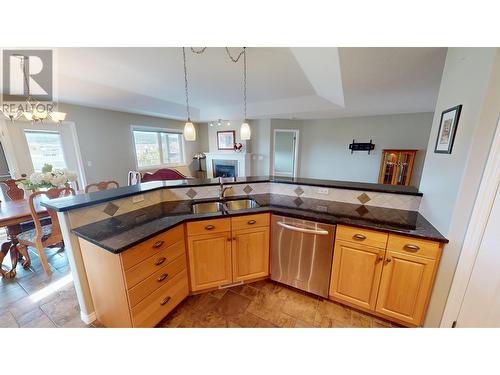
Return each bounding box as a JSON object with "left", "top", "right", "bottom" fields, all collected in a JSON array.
[{"left": 17, "top": 164, "right": 78, "bottom": 191}]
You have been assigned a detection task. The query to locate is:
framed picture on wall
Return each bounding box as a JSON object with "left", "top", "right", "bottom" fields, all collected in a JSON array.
[
  {"left": 434, "top": 105, "right": 462, "bottom": 154},
  {"left": 217, "top": 130, "right": 235, "bottom": 150}
]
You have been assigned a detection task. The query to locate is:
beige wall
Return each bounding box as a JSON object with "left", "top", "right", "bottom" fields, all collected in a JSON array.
[
  {"left": 246, "top": 113, "right": 433, "bottom": 187},
  {"left": 59, "top": 103, "right": 205, "bottom": 186},
  {"left": 418, "top": 47, "right": 500, "bottom": 327}
]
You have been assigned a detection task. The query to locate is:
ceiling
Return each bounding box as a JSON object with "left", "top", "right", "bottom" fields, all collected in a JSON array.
[{"left": 55, "top": 47, "right": 447, "bottom": 121}]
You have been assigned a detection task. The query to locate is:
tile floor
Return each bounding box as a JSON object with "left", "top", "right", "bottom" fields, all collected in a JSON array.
[
  {"left": 1, "top": 236, "right": 397, "bottom": 328},
  {"left": 158, "top": 280, "right": 399, "bottom": 328},
  {"left": 0, "top": 241, "right": 93, "bottom": 328}
]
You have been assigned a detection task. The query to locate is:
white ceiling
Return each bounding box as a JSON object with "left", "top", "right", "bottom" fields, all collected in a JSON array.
[{"left": 55, "top": 47, "right": 447, "bottom": 121}]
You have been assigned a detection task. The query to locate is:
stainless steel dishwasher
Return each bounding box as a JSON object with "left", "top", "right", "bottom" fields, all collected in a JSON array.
[{"left": 271, "top": 215, "right": 335, "bottom": 298}]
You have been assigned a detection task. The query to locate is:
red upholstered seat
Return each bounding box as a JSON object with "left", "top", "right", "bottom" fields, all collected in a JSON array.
[{"left": 141, "top": 168, "right": 188, "bottom": 182}]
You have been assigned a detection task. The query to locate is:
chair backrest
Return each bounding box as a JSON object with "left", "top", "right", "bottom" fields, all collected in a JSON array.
[
  {"left": 28, "top": 187, "right": 75, "bottom": 244},
  {"left": 0, "top": 179, "right": 26, "bottom": 201},
  {"left": 141, "top": 168, "right": 187, "bottom": 182},
  {"left": 128, "top": 170, "right": 141, "bottom": 185},
  {"left": 85, "top": 180, "right": 120, "bottom": 193}
]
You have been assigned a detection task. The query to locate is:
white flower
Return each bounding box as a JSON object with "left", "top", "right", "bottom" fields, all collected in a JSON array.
[{"left": 29, "top": 172, "right": 44, "bottom": 185}]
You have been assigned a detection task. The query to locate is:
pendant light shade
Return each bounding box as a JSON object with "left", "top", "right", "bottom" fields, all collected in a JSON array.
[
  {"left": 240, "top": 122, "right": 251, "bottom": 140},
  {"left": 184, "top": 121, "right": 196, "bottom": 141}
]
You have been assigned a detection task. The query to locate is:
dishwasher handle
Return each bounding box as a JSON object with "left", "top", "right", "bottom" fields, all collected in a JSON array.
[{"left": 277, "top": 221, "right": 330, "bottom": 235}]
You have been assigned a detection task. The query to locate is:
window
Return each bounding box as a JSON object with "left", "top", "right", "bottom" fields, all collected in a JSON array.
[
  {"left": 132, "top": 128, "right": 185, "bottom": 169},
  {"left": 24, "top": 130, "right": 67, "bottom": 171}
]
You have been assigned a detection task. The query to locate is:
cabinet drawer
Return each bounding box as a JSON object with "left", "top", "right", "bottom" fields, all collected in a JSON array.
[
  {"left": 124, "top": 240, "right": 185, "bottom": 288},
  {"left": 387, "top": 234, "right": 442, "bottom": 260},
  {"left": 131, "top": 269, "right": 189, "bottom": 328},
  {"left": 187, "top": 218, "right": 230, "bottom": 236},
  {"left": 336, "top": 225, "right": 388, "bottom": 249},
  {"left": 121, "top": 225, "right": 184, "bottom": 270},
  {"left": 231, "top": 213, "right": 270, "bottom": 231},
  {"left": 127, "top": 254, "right": 186, "bottom": 307}
]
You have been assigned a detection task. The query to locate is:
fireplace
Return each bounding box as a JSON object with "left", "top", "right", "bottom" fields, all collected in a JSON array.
[{"left": 213, "top": 159, "right": 238, "bottom": 178}]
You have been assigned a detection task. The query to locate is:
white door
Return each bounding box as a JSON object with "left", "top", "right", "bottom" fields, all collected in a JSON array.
[
  {"left": 455, "top": 184, "right": 500, "bottom": 327},
  {"left": 273, "top": 129, "right": 299, "bottom": 177}
]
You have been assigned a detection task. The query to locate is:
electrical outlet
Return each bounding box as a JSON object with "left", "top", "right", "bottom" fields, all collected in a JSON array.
[
  {"left": 316, "top": 205, "right": 328, "bottom": 212},
  {"left": 132, "top": 194, "right": 144, "bottom": 203},
  {"left": 87, "top": 160, "right": 92, "bottom": 167},
  {"left": 317, "top": 187, "right": 329, "bottom": 195}
]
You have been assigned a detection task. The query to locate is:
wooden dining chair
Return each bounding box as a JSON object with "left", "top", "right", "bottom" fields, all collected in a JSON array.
[
  {"left": 84, "top": 180, "right": 120, "bottom": 193},
  {"left": 17, "top": 187, "right": 75, "bottom": 274},
  {"left": 0, "top": 179, "right": 27, "bottom": 201}
]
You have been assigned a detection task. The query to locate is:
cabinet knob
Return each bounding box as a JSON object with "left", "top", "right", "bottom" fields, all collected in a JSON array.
[
  {"left": 155, "top": 257, "right": 166, "bottom": 266},
  {"left": 227, "top": 237, "right": 231, "bottom": 242},
  {"left": 386, "top": 257, "right": 392, "bottom": 263},
  {"left": 160, "top": 296, "right": 171, "bottom": 306},
  {"left": 404, "top": 244, "right": 420, "bottom": 251},
  {"left": 378, "top": 256, "right": 384, "bottom": 261},
  {"left": 205, "top": 224, "right": 215, "bottom": 230},
  {"left": 157, "top": 273, "right": 169, "bottom": 282},
  {"left": 152, "top": 240, "right": 164, "bottom": 248},
  {"left": 247, "top": 220, "right": 257, "bottom": 225},
  {"left": 353, "top": 234, "right": 366, "bottom": 241}
]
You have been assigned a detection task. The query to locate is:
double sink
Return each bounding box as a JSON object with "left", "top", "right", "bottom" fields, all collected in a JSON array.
[{"left": 192, "top": 198, "right": 259, "bottom": 214}]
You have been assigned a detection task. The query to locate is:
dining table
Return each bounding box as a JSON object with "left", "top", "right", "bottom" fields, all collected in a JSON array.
[{"left": 0, "top": 198, "right": 49, "bottom": 278}]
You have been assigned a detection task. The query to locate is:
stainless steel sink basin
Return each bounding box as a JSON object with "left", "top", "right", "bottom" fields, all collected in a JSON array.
[
  {"left": 224, "top": 199, "right": 259, "bottom": 211},
  {"left": 192, "top": 201, "right": 225, "bottom": 214}
]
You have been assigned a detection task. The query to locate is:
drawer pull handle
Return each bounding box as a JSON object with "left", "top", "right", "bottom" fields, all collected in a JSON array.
[
  {"left": 353, "top": 234, "right": 366, "bottom": 241},
  {"left": 160, "top": 296, "right": 171, "bottom": 306},
  {"left": 155, "top": 257, "right": 166, "bottom": 266},
  {"left": 153, "top": 240, "right": 164, "bottom": 248},
  {"left": 157, "top": 273, "right": 169, "bottom": 282},
  {"left": 247, "top": 220, "right": 257, "bottom": 225},
  {"left": 205, "top": 224, "right": 215, "bottom": 230},
  {"left": 404, "top": 244, "right": 420, "bottom": 251}
]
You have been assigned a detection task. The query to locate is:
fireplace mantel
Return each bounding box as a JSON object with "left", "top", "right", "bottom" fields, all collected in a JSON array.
[{"left": 205, "top": 152, "right": 253, "bottom": 178}]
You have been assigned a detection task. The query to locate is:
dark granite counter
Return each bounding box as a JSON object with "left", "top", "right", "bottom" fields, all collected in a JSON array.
[
  {"left": 42, "top": 176, "right": 423, "bottom": 212},
  {"left": 72, "top": 193, "right": 447, "bottom": 253}
]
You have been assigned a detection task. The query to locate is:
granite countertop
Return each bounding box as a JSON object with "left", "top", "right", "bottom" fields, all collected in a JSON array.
[
  {"left": 71, "top": 193, "right": 448, "bottom": 253},
  {"left": 42, "top": 176, "right": 423, "bottom": 212}
]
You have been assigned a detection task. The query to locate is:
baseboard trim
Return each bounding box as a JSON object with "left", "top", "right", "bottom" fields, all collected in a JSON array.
[{"left": 80, "top": 311, "right": 96, "bottom": 324}]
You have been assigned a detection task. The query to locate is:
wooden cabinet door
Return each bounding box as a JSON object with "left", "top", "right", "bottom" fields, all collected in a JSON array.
[
  {"left": 329, "top": 240, "right": 385, "bottom": 311},
  {"left": 232, "top": 227, "right": 270, "bottom": 282},
  {"left": 187, "top": 231, "right": 233, "bottom": 291},
  {"left": 375, "top": 250, "right": 436, "bottom": 326}
]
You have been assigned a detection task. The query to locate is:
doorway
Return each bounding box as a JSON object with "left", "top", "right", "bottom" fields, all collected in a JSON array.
[{"left": 272, "top": 129, "right": 299, "bottom": 177}]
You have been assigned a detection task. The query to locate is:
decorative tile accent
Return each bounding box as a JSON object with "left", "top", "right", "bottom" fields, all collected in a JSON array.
[
  {"left": 357, "top": 193, "right": 371, "bottom": 204},
  {"left": 243, "top": 185, "right": 253, "bottom": 194},
  {"left": 103, "top": 202, "right": 119, "bottom": 216},
  {"left": 294, "top": 186, "right": 304, "bottom": 196},
  {"left": 355, "top": 205, "right": 370, "bottom": 217},
  {"left": 186, "top": 188, "right": 198, "bottom": 199},
  {"left": 293, "top": 197, "right": 304, "bottom": 207}
]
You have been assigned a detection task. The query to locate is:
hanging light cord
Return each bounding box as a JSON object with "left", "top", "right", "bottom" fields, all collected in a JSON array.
[
  {"left": 182, "top": 47, "right": 191, "bottom": 121},
  {"left": 190, "top": 47, "right": 207, "bottom": 54},
  {"left": 243, "top": 47, "right": 247, "bottom": 120}
]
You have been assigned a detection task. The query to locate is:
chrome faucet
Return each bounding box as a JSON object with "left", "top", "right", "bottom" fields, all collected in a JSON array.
[{"left": 219, "top": 177, "right": 233, "bottom": 199}]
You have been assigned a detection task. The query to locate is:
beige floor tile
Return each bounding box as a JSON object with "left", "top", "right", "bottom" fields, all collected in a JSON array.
[
  {"left": 18, "top": 308, "right": 56, "bottom": 328},
  {"left": 0, "top": 309, "right": 19, "bottom": 328},
  {"left": 351, "top": 310, "right": 373, "bottom": 328},
  {"left": 214, "top": 291, "right": 251, "bottom": 318},
  {"left": 280, "top": 292, "right": 319, "bottom": 324},
  {"left": 315, "top": 299, "right": 352, "bottom": 325}
]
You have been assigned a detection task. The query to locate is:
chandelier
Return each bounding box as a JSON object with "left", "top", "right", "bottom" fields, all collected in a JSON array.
[{"left": 1, "top": 55, "right": 67, "bottom": 124}]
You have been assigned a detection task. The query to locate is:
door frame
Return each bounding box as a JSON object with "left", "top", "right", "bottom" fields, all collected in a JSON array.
[
  {"left": 440, "top": 117, "right": 500, "bottom": 327},
  {"left": 271, "top": 129, "right": 299, "bottom": 177}
]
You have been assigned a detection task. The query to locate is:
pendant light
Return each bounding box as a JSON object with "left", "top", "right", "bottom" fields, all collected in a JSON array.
[
  {"left": 182, "top": 47, "right": 196, "bottom": 141},
  {"left": 240, "top": 47, "right": 251, "bottom": 140}
]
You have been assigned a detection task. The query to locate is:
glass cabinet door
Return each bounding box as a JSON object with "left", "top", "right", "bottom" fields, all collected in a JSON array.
[{"left": 382, "top": 152, "right": 398, "bottom": 184}]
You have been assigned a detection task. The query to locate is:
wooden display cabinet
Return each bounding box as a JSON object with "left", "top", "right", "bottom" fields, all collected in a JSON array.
[{"left": 378, "top": 149, "right": 417, "bottom": 186}]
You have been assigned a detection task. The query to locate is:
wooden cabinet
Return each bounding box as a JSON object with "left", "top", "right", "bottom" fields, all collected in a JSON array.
[
  {"left": 186, "top": 214, "right": 270, "bottom": 292},
  {"left": 232, "top": 227, "right": 270, "bottom": 282},
  {"left": 378, "top": 149, "right": 417, "bottom": 186},
  {"left": 79, "top": 225, "right": 189, "bottom": 328},
  {"left": 330, "top": 226, "right": 443, "bottom": 327},
  {"left": 187, "top": 231, "right": 233, "bottom": 291},
  {"left": 330, "top": 240, "right": 384, "bottom": 311},
  {"left": 375, "top": 250, "right": 436, "bottom": 326}
]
